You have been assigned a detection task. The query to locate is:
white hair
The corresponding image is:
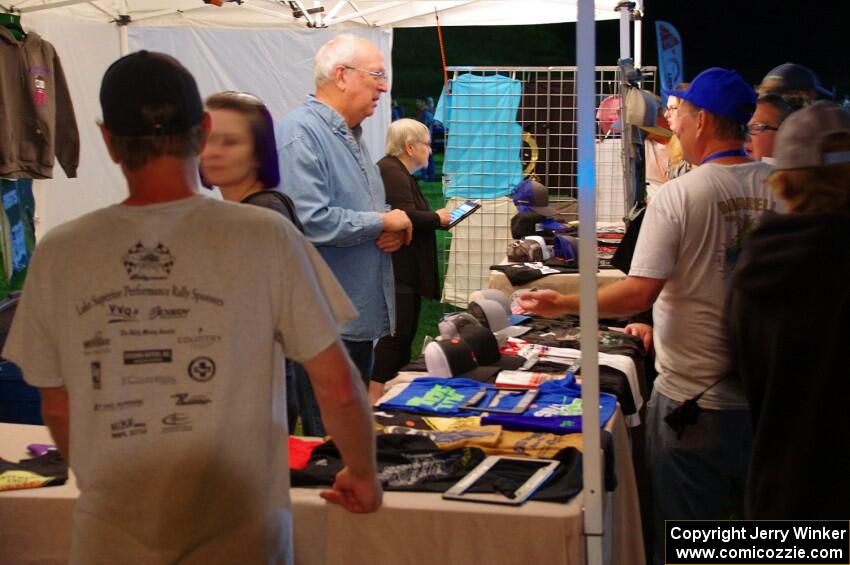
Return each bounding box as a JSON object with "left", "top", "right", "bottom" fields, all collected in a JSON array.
[
  {"left": 385, "top": 119, "right": 429, "bottom": 157},
  {"left": 314, "top": 34, "right": 372, "bottom": 86}
]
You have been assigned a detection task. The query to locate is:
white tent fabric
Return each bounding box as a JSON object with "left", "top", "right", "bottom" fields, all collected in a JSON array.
[
  {"left": 16, "top": 1, "right": 621, "bottom": 28},
  {"left": 13, "top": 4, "right": 618, "bottom": 563},
  {"left": 17, "top": 0, "right": 620, "bottom": 235},
  {"left": 23, "top": 12, "right": 389, "bottom": 236}
]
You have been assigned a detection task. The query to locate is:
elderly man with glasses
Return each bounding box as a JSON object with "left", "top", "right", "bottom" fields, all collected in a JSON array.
[{"left": 278, "top": 34, "right": 412, "bottom": 436}]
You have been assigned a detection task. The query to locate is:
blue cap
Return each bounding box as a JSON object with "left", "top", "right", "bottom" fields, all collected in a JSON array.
[{"left": 663, "top": 67, "right": 756, "bottom": 124}]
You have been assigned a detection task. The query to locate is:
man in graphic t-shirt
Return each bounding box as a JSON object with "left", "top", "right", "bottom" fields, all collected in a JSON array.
[
  {"left": 3, "top": 51, "right": 381, "bottom": 565},
  {"left": 518, "top": 68, "right": 780, "bottom": 564}
]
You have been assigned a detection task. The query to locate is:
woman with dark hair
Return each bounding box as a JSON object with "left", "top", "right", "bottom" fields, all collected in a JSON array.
[
  {"left": 200, "top": 91, "right": 301, "bottom": 229},
  {"left": 201, "top": 91, "right": 302, "bottom": 430}
]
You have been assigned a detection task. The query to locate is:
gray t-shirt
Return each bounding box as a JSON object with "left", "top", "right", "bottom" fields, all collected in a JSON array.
[
  {"left": 629, "top": 161, "right": 778, "bottom": 409},
  {"left": 3, "top": 195, "right": 356, "bottom": 564}
]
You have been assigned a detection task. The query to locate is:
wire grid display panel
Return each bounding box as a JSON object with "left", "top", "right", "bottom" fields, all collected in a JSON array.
[{"left": 439, "top": 66, "right": 655, "bottom": 307}]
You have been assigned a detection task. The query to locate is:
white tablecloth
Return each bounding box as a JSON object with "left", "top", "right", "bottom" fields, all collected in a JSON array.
[
  {"left": 0, "top": 413, "right": 644, "bottom": 565},
  {"left": 489, "top": 266, "right": 626, "bottom": 298}
]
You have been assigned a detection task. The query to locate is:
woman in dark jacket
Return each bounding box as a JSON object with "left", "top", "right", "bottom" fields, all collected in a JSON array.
[
  {"left": 370, "top": 119, "right": 449, "bottom": 401},
  {"left": 727, "top": 101, "right": 850, "bottom": 519}
]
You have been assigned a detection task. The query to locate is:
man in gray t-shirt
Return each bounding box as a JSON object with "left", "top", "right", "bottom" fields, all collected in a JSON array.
[
  {"left": 519, "top": 68, "right": 776, "bottom": 564},
  {"left": 3, "top": 51, "right": 381, "bottom": 565}
]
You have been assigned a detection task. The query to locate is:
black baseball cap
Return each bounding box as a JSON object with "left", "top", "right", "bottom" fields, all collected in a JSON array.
[
  {"left": 100, "top": 50, "right": 204, "bottom": 136},
  {"left": 459, "top": 325, "right": 526, "bottom": 372},
  {"left": 423, "top": 339, "right": 500, "bottom": 383},
  {"left": 758, "top": 63, "right": 834, "bottom": 99}
]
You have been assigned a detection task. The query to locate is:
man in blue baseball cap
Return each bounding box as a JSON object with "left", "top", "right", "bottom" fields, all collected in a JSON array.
[{"left": 519, "top": 67, "right": 782, "bottom": 564}]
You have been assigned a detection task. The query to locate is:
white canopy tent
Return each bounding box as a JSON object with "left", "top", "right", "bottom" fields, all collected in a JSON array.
[
  {"left": 9, "top": 0, "right": 628, "bottom": 234},
  {"left": 6, "top": 1, "right": 639, "bottom": 562}
]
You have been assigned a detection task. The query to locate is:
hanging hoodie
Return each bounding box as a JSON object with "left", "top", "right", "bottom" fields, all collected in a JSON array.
[
  {"left": 727, "top": 211, "right": 850, "bottom": 519},
  {"left": 0, "top": 27, "right": 79, "bottom": 179}
]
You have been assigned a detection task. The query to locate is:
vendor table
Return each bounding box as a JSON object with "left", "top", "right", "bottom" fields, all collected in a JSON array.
[
  {"left": 0, "top": 412, "right": 644, "bottom": 565},
  {"left": 488, "top": 266, "right": 626, "bottom": 298}
]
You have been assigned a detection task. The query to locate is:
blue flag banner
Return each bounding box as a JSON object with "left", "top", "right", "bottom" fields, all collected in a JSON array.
[{"left": 655, "top": 21, "right": 683, "bottom": 103}]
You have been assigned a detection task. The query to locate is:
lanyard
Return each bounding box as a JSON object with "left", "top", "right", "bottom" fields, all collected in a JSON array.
[{"left": 700, "top": 148, "right": 747, "bottom": 165}]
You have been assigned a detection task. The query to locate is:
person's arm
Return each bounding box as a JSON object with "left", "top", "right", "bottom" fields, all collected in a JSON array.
[
  {"left": 279, "top": 135, "right": 389, "bottom": 247},
  {"left": 381, "top": 164, "right": 441, "bottom": 232},
  {"left": 376, "top": 209, "right": 413, "bottom": 252},
  {"left": 624, "top": 322, "right": 654, "bottom": 353},
  {"left": 368, "top": 380, "right": 385, "bottom": 405},
  {"left": 303, "top": 341, "right": 382, "bottom": 513},
  {"left": 39, "top": 386, "right": 70, "bottom": 462},
  {"left": 517, "top": 275, "right": 666, "bottom": 319}
]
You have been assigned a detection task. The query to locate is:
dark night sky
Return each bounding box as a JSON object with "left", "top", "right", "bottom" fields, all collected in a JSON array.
[{"left": 392, "top": 1, "right": 845, "bottom": 101}]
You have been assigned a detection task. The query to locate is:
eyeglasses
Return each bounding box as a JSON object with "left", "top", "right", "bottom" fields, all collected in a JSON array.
[
  {"left": 344, "top": 65, "right": 388, "bottom": 84},
  {"left": 747, "top": 122, "right": 779, "bottom": 136},
  {"left": 665, "top": 105, "right": 679, "bottom": 114}
]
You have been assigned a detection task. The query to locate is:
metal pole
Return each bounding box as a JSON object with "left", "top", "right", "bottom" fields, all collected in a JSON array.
[
  {"left": 617, "top": 2, "right": 631, "bottom": 61},
  {"left": 577, "top": 0, "right": 604, "bottom": 564},
  {"left": 118, "top": 26, "right": 127, "bottom": 55},
  {"left": 634, "top": 0, "right": 644, "bottom": 68}
]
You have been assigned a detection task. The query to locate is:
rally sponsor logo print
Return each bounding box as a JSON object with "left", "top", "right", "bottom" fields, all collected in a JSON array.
[
  {"left": 83, "top": 331, "right": 111, "bottom": 355},
  {"left": 172, "top": 393, "right": 211, "bottom": 406},
  {"left": 91, "top": 361, "right": 102, "bottom": 390},
  {"left": 187, "top": 357, "right": 216, "bottom": 382},
  {"left": 94, "top": 399, "right": 143, "bottom": 412},
  {"left": 123, "top": 242, "right": 175, "bottom": 281},
  {"left": 107, "top": 304, "right": 139, "bottom": 323},
  {"left": 121, "top": 375, "right": 176, "bottom": 386},
  {"left": 123, "top": 349, "right": 172, "bottom": 365},
  {"left": 120, "top": 328, "right": 176, "bottom": 338},
  {"left": 178, "top": 327, "right": 221, "bottom": 349},
  {"left": 162, "top": 412, "right": 193, "bottom": 433},
  {"left": 110, "top": 418, "right": 147, "bottom": 439},
  {"left": 149, "top": 306, "right": 190, "bottom": 320}
]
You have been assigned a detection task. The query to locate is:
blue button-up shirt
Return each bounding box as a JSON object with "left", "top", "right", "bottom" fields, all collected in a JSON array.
[{"left": 277, "top": 96, "right": 394, "bottom": 341}]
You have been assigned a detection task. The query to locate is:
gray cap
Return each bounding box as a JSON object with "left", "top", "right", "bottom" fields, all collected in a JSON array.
[{"left": 772, "top": 101, "right": 850, "bottom": 170}]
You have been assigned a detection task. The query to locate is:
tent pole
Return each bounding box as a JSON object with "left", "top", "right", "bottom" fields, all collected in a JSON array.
[
  {"left": 634, "top": 0, "right": 643, "bottom": 68},
  {"left": 617, "top": 1, "right": 631, "bottom": 61},
  {"left": 577, "top": 0, "right": 604, "bottom": 564},
  {"left": 17, "top": 0, "right": 88, "bottom": 13},
  {"left": 374, "top": 0, "right": 475, "bottom": 28},
  {"left": 324, "top": 1, "right": 405, "bottom": 26},
  {"left": 118, "top": 22, "right": 127, "bottom": 55}
]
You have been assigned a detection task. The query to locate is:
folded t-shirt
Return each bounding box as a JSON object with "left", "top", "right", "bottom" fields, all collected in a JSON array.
[{"left": 0, "top": 451, "right": 68, "bottom": 491}]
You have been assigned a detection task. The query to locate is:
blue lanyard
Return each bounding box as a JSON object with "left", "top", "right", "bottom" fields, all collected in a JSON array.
[{"left": 701, "top": 148, "right": 747, "bottom": 165}]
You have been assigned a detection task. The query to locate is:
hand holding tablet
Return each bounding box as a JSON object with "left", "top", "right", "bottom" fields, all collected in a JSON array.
[{"left": 444, "top": 200, "right": 481, "bottom": 229}]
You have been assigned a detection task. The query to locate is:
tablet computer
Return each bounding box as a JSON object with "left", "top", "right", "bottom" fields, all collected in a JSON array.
[
  {"left": 444, "top": 200, "right": 481, "bottom": 229},
  {"left": 442, "top": 456, "right": 560, "bottom": 506}
]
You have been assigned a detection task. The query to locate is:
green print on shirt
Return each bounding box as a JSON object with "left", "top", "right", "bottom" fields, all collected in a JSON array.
[
  {"left": 533, "top": 398, "right": 584, "bottom": 417},
  {"left": 405, "top": 385, "right": 466, "bottom": 411}
]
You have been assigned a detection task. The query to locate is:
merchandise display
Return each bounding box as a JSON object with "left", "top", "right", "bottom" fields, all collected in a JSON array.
[
  {"left": 0, "top": 27, "right": 79, "bottom": 179},
  {"left": 435, "top": 74, "right": 523, "bottom": 198}
]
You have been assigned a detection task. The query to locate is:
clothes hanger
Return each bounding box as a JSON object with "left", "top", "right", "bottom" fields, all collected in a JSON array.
[{"left": 0, "top": 10, "right": 25, "bottom": 41}]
